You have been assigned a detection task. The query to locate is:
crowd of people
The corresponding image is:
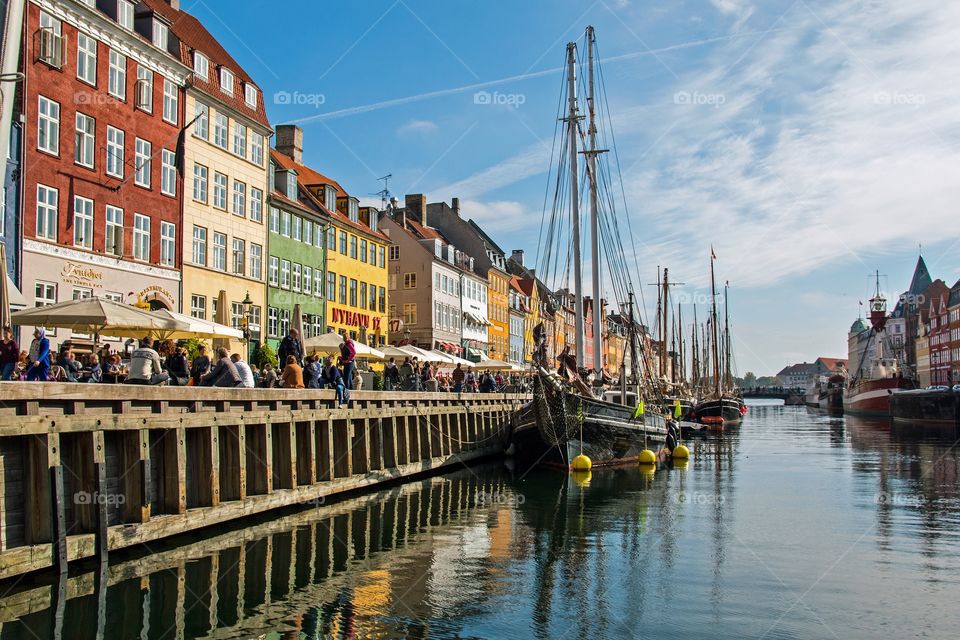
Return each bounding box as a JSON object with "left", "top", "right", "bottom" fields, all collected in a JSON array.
[{"left": 2, "top": 326, "right": 530, "bottom": 399}]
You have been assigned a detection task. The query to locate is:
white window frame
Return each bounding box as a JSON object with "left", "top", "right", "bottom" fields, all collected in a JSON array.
[
  {"left": 292, "top": 263, "right": 301, "bottom": 292},
  {"left": 104, "top": 205, "right": 123, "bottom": 256},
  {"left": 76, "top": 32, "right": 97, "bottom": 85},
  {"left": 219, "top": 67, "right": 234, "bottom": 95},
  {"left": 36, "top": 184, "right": 58, "bottom": 241},
  {"left": 303, "top": 266, "right": 312, "bottom": 295},
  {"left": 108, "top": 49, "right": 126, "bottom": 100},
  {"left": 232, "top": 180, "right": 246, "bottom": 217},
  {"left": 193, "top": 52, "right": 208, "bottom": 81},
  {"left": 72, "top": 196, "right": 93, "bottom": 249},
  {"left": 136, "top": 66, "right": 153, "bottom": 112},
  {"left": 162, "top": 78, "right": 178, "bottom": 125},
  {"left": 194, "top": 102, "right": 208, "bottom": 139},
  {"left": 193, "top": 163, "right": 208, "bottom": 202},
  {"left": 117, "top": 0, "right": 134, "bottom": 30},
  {"left": 249, "top": 187, "right": 263, "bottom": 223},
  {"left": 37, "top": 96, "right": 60, "bottom": 155},
  {"left": 212, "top": 232, "right": 227, "bottom": 271},
  {"left": 106, "top": 126, "right": 124, "bottom": 178},
  {"left": 280, "top": 259, "right": 290, "bottom": 289},
  {"left": 213, "top": 113, "right": 228, "bottom": 148},
  {"left": 161, "top": 149, "right": 176, "bottom": 196},
  {"left": 232, "top": 122, "right": 246, "bottom": 158},
  {"left": 192, "top": 225, "right": 207, "bottom": 266},
  {"left": 249, "top": 243, "right": 262, "bottom": 280},
  {"left": 153, "top": 20, "right": 168, "bottom": 50},
  {"left": 190, "top": 295, "right": 206, "bottom": 319},
  {"left": 268, "top": 256, "right": 279, "bottom": 286},
  {"left": 244, "top": 83, "right": 258, "bottom": 108},
  {"left": 231, "top": 238, "right": 245, "bottom": 276},
  {"left": 133, "top": 213, "right": 150, "bottom": 261},
  {"left": 251, "top": 132, "right": 264, "bottom": 166},
  {"left": 212, "top": 172, "right": 227, "bottom": 210},
  {"left": 74, "top": 112, "right": 95, "bottom": 169},
  {"left": 134, "top": 138, "right": 151, "bottom": 187},
  {"left": 160, "top": 221, "right": 175, "bottom": 267}
]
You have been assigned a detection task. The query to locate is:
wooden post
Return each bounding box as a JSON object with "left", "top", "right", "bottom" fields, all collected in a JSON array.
[
  {"left": 161, "top": 427, "right": 187, "bottom": 515},
  {"left": 219, "top": 425, "right": 246, "bottom": 502},
  {"left": 246, "top": 424, "right": 272, "bottom": 496},
  {"left": 119, "top": 429, "right": 151, "bottom": 523},
  {"left": 297, "top": 421, "right": 316, "bottom": 486}
]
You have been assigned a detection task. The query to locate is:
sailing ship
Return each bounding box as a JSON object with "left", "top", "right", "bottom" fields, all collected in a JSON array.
[
  {"left": 511, "top": 27, "right": 668, "bottom": 469},
  {"left": 844, "top": 273, "right": 915, "bottom": 416},
  {"left": 652, "top": 267, "right": 695, "bottom": 420},
  {"left": 692, "top": 259, "right": 746, "bottom": 427}
]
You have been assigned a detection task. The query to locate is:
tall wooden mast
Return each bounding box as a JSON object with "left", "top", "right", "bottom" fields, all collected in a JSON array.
[
  {"left": 565, "top": 42, "right": 585, "bottom": 369},
  {"left": 710, "top": 248, "right": 721, "bottom": 397}
]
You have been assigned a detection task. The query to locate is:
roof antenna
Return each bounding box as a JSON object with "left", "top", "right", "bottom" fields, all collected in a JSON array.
[{"left": 370, "top": 173, "right": 392, "bottom": 210}]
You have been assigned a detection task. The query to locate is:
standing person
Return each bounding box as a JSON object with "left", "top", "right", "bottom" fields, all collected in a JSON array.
[
  {"left": 383, "top": 357, "right": 399, "bottom": 391},
  {"left": 0, "top": 326, "right": 19, "bottom": 381},
  {"left": 190, "top": 344, "right": 211, "bottom": 386},
  {"left": 452, "top": 363, "right": 465, "bottom": 392},
  {"left": 56, "top": 348, "right": 82, "bottom": 382},
  {"left": 259, "top": 362, "right": 279, "bottom": 388},
  {"left": 464, "top": 367, "right": 477, "bottom": 393},
  {"left": 399, "top": 357, "right": 414, "bottom": 391},
  {"left": 126, "top": 337, "right": 170, "bottom": 386},
  {"left": 230, "top": 353, "right": 255, "bottom": 388},
  {"left": 339, "top": 332, "right": 357, "bottom": 390},
  {"left": 164, "top": 347, "right": 191, "bottom": 386},
  {"left": 277, "top": 328, "right": 303, "bottom": 369},
  {"left": 26, "top": 328, "right": 50, "bottom": 381},
  {"left": 320, "top": 356, "right": 347, "bottom": 406},
  {"left": 411, "top": 358, "right": 422, "bottom": 391},
  {"left": 201, "top": 347, "right": 241, "bottom": 387},
  {"left": 279, "top": 355, "right": 304, "bottom": 388}
]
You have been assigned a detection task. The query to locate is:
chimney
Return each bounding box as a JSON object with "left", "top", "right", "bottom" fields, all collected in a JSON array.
[
  {"left": 405, "top": 194, "right": 426, "bottom": 227},
  {"left": 167, "top": 0, "right": 180, "bottom": 9},
  {"left": 451, "top": 197, "right": 460, "bottom": 217},
  {"left": 511, "top": 249, "right": 524, "bottom": 267},
  {"left": 275, "top": 124, "right": 303, "bottom": 165}
]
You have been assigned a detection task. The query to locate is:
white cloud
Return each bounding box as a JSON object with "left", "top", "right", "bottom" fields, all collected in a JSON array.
[
  {"left": 459, "top": 199, "right": 541, "bottom": 234},
  {"left": 396, "top": 119, "right": 438, "bottom": 136}
]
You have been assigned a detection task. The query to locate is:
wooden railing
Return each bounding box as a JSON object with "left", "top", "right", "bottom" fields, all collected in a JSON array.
[{"left": 0, "top": 383, "right": 528, "bottom": 580}]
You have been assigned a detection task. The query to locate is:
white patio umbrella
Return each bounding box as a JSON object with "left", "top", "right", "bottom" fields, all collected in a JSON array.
[
  {"left": 10, "top": 297, "right": 187, "bottom": 343},
  {"left": 432, "top": 351, "right": 474, "bottom": 368},
  {"left": 472, "top": 358, "right": 515, "bottom": 371},
  {"left": 401, "top": 345, "right": 448, "bottom": 363},
  {"left": 150, "top": 309, "right": 244, "bottom": 341},
  {"left": 304, "top": 331, "right": 386, "bottom": 360},
  {"left": 382, "top": 345, "right": 418, "bottom": 360}
]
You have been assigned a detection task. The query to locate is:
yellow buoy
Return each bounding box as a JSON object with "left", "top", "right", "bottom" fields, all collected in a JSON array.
[
  {"left": 572, "top": 470, "right": 592, "bottom": 486},
  {"left": 673, "top": 444, "right": 690, "bottom": 459},
  {"left": 638, "top": 449, "right": 657, "bottom": 465},
  {"left": 571, "top": 454, "right": 592, "bottom": 471}
]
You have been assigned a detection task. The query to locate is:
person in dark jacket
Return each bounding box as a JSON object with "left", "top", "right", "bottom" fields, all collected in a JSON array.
[
  {"left": 0, "top": 326, "right": 19, "bottom": 381},
  {"left": 320, "top": 356, "right": 347, "bottom": 405},
  {"left": 383, "top": 357, "right": 400, "bottom": 391},
  {"left": 339, "top": 332, "right": 357, "bottom": 390},
  {"left": 277, "top": 329, "right": 303, "bottom": 369},
  {"left": 56, "top": 348, "right": 82, "bottom": 382},
  {"left": 200, "top": 347, "right": 242, "bottom": 387},
  {"left": 303, "top": 355, "right": 322, "bottom": 389},
  {"left": 86, "top": 354, "right": 103, "bottom": 383},
  {"left": 190, "top": 344, "right": 210, "bottom": 386},
  {"left": 164, "top": 347, "right": 191, "bottom": 386}
]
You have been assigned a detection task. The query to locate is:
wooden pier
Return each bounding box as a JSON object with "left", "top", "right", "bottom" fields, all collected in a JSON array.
[{"left": 0, "top": 383, "right": 527, "bottom": 581}]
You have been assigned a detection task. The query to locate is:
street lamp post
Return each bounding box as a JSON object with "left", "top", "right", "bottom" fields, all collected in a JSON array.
[{"left": 240, "top": 291, "right": 254, "bottom": 362}]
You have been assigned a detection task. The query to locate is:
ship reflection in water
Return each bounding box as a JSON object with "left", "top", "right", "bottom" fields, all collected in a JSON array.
[{"left": 2, "top": 400, "right": 960, "bottom": 639}]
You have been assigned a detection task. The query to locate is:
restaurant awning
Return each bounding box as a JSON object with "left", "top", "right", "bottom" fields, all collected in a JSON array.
[{"left": 5, "top": 275, "right": 26, "bottom": 310}]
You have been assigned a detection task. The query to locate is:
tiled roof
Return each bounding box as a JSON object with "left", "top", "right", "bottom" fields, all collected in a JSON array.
[
  {"left": 142, "top": 0, "right": 270, "bottom": 129},
  {"left": 270, "top": 149, "right": 389, "bottom": 242},
  {"left": 815, "top": 357, "right": 846, "bottom": 371},
  {"left": 405, "top": 218, "right": 441, "bottom": 241}
]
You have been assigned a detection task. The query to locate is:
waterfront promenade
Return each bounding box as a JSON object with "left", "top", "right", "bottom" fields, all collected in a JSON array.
[{"left": 0, "top": 383, "right": 527, "bottom": 580}]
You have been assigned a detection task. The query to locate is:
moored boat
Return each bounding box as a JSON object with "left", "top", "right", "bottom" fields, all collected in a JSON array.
[{"left": 889, "top": 388, "right": 959, "bottom": 426}]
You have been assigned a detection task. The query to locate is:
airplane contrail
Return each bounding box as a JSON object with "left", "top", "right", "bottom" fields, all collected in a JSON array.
[{"left": 286, "top": 28, "right": 796, "bottom": 124}]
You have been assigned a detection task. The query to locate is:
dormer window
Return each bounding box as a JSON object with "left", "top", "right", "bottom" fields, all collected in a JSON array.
[
  {"left": 434, "top": 240, "right": 443, "bottom": 259},
  {"left": 244, "top": 83, "right": 258, "bottom": 109},
  {"left": 324, "top": 185, "right": 336, "bottom": 212},
  {"left": 117, "top": 0, "right": 134, "bottom": 30},
  {"left": 193, "top": 52, "right": 208, "bottom": 81},
  {"left": 286, "top": 172, "right": 297, "bottom": 199},
  {"left": 348, "top": 198, "right": 359, "bottom": 223},
  {"left": 153, "top": 20, "right": 168, "bottom": 49},
  {"left": 220, "top": 67, "right": 234, "bottom": 96}
]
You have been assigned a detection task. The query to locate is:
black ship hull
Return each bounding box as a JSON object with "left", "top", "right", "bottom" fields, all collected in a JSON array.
[
  {"left": 692, "top": 397, "right": 744, "bottom": 427},
  {"left": 889, "top": 389, "right": 959, "bottom": 426}
]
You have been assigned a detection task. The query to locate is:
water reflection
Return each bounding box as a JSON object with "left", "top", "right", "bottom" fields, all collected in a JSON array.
[{"left": 2, "top": 403, "right": 959, "bottom": 638}]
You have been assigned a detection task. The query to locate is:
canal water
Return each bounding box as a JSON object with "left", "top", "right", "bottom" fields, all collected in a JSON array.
[{"left": 2, "top": 399, "right": 959, "bottom": 639}]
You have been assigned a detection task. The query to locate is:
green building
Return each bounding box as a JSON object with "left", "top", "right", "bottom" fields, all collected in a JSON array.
[{"left": 265, "top": 143, "right": 328, "bottom": 351}]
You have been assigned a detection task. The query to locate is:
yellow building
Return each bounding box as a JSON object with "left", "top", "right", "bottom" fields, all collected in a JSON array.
[
  {"left": 271, "top": 130, "right": 390, "bottom": 347},
  {"left": 487, "top": 268, "right": 510, "bottom": 361},
  {"left": 171, "top": 13, "right": 271, "bottom": 357},
  {"left": 518, "top": 278, "right": 539, "bottom": 364}
]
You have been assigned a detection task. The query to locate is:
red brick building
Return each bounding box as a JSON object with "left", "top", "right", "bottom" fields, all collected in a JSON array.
[
  {"left": 928, "top": 290, "right": 951, "bottom": 386},
  {"left": 949, "top": 280, "right": 960, "bottom": 385},
  {"left": 20, "top": 0, "right": 190, "bottom": 346}
]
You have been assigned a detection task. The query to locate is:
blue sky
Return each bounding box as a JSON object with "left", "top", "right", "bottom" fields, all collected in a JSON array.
[{"left": 188, "top": 0, "right": 960, "bottom": 376}]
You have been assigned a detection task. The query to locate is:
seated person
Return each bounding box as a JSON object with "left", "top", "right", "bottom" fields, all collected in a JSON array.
[
  {"left": 86, "top": 354, "right": 103, "bottom": 383},
  {"left": 126, "top": 337, "right": 170, "bottom": 385},
  {"left": 201, "top": 347, "right": 242, "bottom": 387},
  {"left": 56, "top": 348, "right": 82, "bottom": 382},
  {"left": 303, "top": 355, "right": 322, "bottom": 389},
  {"left": 279, "top": 355, "right": 304, "bottom": 389},
  {"left": 320, "top": 356, "right": 347, "bottom": 405}
]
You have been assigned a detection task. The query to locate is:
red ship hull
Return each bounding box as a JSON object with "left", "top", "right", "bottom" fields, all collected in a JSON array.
[{"left": 844, "top": 377, "right": 916, "bottom": 417}]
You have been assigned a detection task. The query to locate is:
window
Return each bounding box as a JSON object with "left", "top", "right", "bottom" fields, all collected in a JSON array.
[
  {"left": 214, "top": 113, "right": 228, "bottom": 148},
  {"left": 286, "top": 172, "right": 297, "bottom": 198},
  {"left": 212, "top": 233, "right": 226, "bottom": 270},
  {"left": 194, "top": 102, "right": 208, "bottom": 138},
  {"left": 193, "top": 164, "right": 208, "bottom": 202},
  {"left": 135, "top": 138, "right": 151, "bottom": 187},
  {"left": 231, "top": 238, "right": 245, "bottom": 275},
  {"left": 281, "top": 210, "right": 290, "bottom": 237},
  {"left": 133, "top": 213, "right": 150, "bottom": 261},
  {"left": 190, "top": 295, "right": 206, "bottom": 319},
  {"left": 403, "top": 303, "right": 417, "bottom": 325},
  {"left": 106, "top": 127, "right": 124, "bottom": 178},
  {"left": 279, "top": 309, "right": 290, "bottom": 336},
  {"left": 349, "top": 235, "right": 357, "bottom": 259},
  {"left": 280, "top": 259, "right": 290, "bottom": 289},
  {"left": 251, "top": 132, "right": 264, "bottom": 165},
  {"left": 117, "top": 0, "right": 134, "bottom": 30},
  {"left": 36, "top": 184, "right": 58, "bottom": 241},
  {"left": 303, "top": 219, "right": 312, "bottom": 245},
  {"left": 160, "top": 221, "right": 175, "bottom": 266},
  {"left": 249, "top": 243, "right": 262, "bottom": 280},
  {"left": 72, "top": 196, "right": 93, "bottom": 249},
  {"left": 193, "top": 52, "right": 208, "bottom": 81},
  {"left": 315, "top": 270, "right": 324, "bottom": 296},
  {"left": 292, "top": 263, "right": 301, "bottom": 291},
  {"left": 359, "top": 282, "right": 367, "bottom": 309},
  {"left": 349, "top": 279, "right": 357, "bottom": 307},
  {"left": 369, "top": 243, "right": 377, "bottom": 265},
  {"left": 232, "top": 181, "right": 246, "bottom": 216},
  {"left": 135, "top": 66, "right": 153, "bottom": 111},
  {"left": 378, "top": 246, "right": 385, "bottom": 268},
  {"left": 105, "top": 205, "right": 123, "bottom": 256},
  {"left": 339, "top": 231, "right": 347, "bottom": 254},
  {"left": 191, "top": 226, "right": 207, "bottom": 265},
  {"left": 220, "top": 67, "right": 234, "bottom": 95},
  {"left": 268, "top": 256, "right": 279, "bottom": 286},
  {"left": 267, "top": 307, "right": 278, "bottom": 337},
  {"left": 327, "top": 226, "right": 336, "bottom": 251},
  {"left": 249, "top": 188, "right": 263, "bottom": 223},
  {"left": 244, "top": 83, "right": 258, "bottom": 108},
  {"left": 269, "top": 207, "right": 280, "bottom": 233},
  {"left": 404, "top": 273, "right": 417, "bottom": 289},
  {"left": 230, "top": 303, "right": 244, "bottom": 329},
  {"left": 368, "top": 284, "right": 376, "bottom": 311},
  {"left": 36, "top": 282, "right": 57, "bottom": 308},
  {"left": 379, "top": 287, "right": 386, "bottom": 313},
  {"left": 162, "top": 78, "right": 178, "bottom": 124},
  {"left": 360, "top": 239, "right": 367, "bottom": 263},
  {"left": 108, "top": 50, "right": 126, "bottom": 99},
  {"left": 37, "top": 96, "right": 59, "bottom": 155},
  {"left": 74, "top": 113, "right": 95, "bottom": 168},
  {"left": 212, "top": 172, "right": 227, "bottom": 209},
  {"left": 76, "top": 33, "right": 96, "bottom": 84},
  {"left": 161, "top": 149, "right": 176, "bottom": 196},
  {"left": 303, "top": 266, "right": 312, "bottom": 295},
  {"left": 37, "top": 12, "right": 63, "bottom": 68},
  {"left": 153, "top": 19, "right": 168, "bottom": 49},
  {"left": 315, "top": 222, "right": 324, "bottom": 248},
  {"left": 339, "top": 275, "right": 347, "bottom": 304},
  {"left": 389, "top": 245, "right": 399, "bottom": 260},
  {"left": 232, "top": 122, "right": 246, "bottom": 157},
  {"left": 327, "top": 272, "right": 336, "bottom": 301},
  {"left": 293, "top": 215, "right": 302, "bottom": 241}
]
